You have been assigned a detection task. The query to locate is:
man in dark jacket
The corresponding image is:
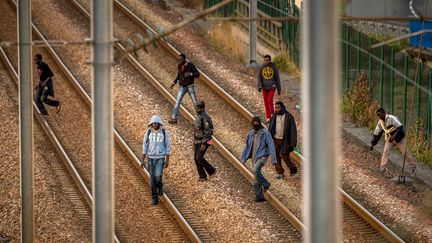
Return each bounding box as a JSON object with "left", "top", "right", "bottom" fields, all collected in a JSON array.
[
  {"left": 268, "top": 101, "right": 298, "bottom": 178},
  {"left": 241, "top": 116, "right": 277, "bottom": 202},
  {"left": 370, "top": 108, "right": 417, "bottom": 175},
  {"left": 193, "top": 100, "right": 216, "bottom": 180},
  {"left": 34, "top": 54, "right": 61, "bottom": 115},
  {"left": 257, "top": 55, "right": 281, "bottom": 122},
  {"left": 169, "top": 53, "right": 199, "bottom": 124}
]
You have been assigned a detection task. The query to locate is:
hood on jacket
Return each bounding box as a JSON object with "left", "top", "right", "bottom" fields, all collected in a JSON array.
[{"left": 148, "top": 115, "right": 163, "bottom": 126}]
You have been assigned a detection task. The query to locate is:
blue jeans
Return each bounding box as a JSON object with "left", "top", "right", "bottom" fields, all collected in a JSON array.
[
  {"left": 253, "top": 157, "right": 270, "bottom": 200},
  {"left": 148, "top": 158, "right": 165, "bottom": 199},
  {"left": 172, "top": 84, "right": 198, "bottom": 119}
]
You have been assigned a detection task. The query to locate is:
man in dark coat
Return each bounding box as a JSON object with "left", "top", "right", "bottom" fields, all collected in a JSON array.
[
  {"left": 268, "top": 101, "right": 298, "bottom": 178},
  {"left": 193, "top": 100, "right": 216, "bottom": 180}
]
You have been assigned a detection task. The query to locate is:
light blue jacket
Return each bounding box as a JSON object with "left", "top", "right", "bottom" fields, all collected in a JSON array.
[
  {"left": 142, "top": 116, "right": 171, "bottom": 159},
  {"left": 240, "top": 127, "right": 277, "bottom": 163}
]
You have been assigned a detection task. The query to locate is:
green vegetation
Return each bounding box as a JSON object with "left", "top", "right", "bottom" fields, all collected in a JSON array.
[
  {"left": 341, "top": 72, "right": 380, "bottom": 130},
  {"left": 407, "top": 120, "right": 432, "bottom": 167},
  {"left": 206, "top": 21, "right": 247, "bottom": 64},
  {"left": 273, "top": 52, "right": 301, "bottom": 80},
  {"left": 365, "top": 32, "right": 410, "bottom": 51}
]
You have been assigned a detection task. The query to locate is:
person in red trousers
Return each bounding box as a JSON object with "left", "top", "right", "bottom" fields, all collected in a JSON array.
[{"left": 257, "top": 55, "right": 281, "bottom": 123}]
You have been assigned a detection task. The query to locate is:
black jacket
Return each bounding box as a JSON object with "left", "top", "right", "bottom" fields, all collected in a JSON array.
[
  {"left": 194, "top": 111, "right": 213, "bottom": 144},
  {"left": 268, "top": 110, "right": 297, "bottom": 155},
  {"left": 173, "top": 61, "right": 200, "bottom": 87},
  {"left": 371, "top": 125, "right": 405, "bottom": 145}
]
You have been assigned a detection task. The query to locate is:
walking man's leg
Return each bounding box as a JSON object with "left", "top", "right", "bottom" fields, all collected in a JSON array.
[
  {"left": 273, "top": 139, "right": 285, "bottom": 177},
  {"left": 148, "top": 159, "right": 159, "bottom": 204},
  {"left": 281, "top": 153, "right": 297, "bottom": 175},
  {"left": 380, "top": 141, "right": 394, "bottom": 172},
  {"left": 187, "top": 85, "right": 198, "bottom": 107},
  {"left": 197, "top": 143, "right": 215, "bottom": 176},
  {"left": 262, "top": 90, "right": 271, "bottom": 119},
  {"left": 194, "top": 144, "right": 208, "bottom": 179},
  {"left": 171, "top": 86, "right": 187, "bottom": 122},
  {"left": 34, "top": 87, "right": 48, "bottom": 115},
  {"left": 266, "top": 89, "right": 275, "bottom": 117},
  {"left": 154, "top": 158, "right": 165, "bottom": 196},
  {"left": 396, "top": 138, "right": 417, "bottom": 174},
  {"left": 253, "top": 158, "right": 270, "bottom": 201}
]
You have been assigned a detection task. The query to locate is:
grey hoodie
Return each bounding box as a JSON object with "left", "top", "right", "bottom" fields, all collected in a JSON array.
[
  {"left": 257, "top": 62, "right": 281, "bottom": 93},
  {"left": 142, "top": 115, "right": 171, "bottom": 159}
]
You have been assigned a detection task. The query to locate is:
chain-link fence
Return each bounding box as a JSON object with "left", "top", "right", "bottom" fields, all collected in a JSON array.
[{"left": 203, "top": 0, "right": 431, "bottom": 141}]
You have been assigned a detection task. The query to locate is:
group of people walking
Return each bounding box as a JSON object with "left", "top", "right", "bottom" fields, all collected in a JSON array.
[
  {"left": 34, "top": 51, "right": 418, "bottom": 205},
  {"left": 141, "top": 53, "right": 299, "bottom": 204}
]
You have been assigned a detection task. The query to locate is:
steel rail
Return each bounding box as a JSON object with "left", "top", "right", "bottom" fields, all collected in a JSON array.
[
  {"left": 113, "top": 2, "right": 405, "bottom": 242},
  {"left": 0, "top": 46, "right": 120, "bottom": 243},
  {"left": 10, "top": 0, "right": 201, "bottom": 241}
]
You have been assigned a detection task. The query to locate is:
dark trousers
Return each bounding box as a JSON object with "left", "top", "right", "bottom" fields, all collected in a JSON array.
[
  {"left": 194, "top": 143, "right": 215, "bottom": 179},
  {"left": 34, "top": 86, "right": 60, "bottom": 114},
  {"left": 273, "top": 139, "right": 297, "bottom": 175}
]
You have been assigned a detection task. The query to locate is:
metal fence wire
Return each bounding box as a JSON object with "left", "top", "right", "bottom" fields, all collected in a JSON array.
[{"left": 203, "top": 0, "right": 431, "bottom": 140}]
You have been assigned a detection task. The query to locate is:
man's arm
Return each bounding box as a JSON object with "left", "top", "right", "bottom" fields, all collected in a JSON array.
[
  {"left": 164, "top": 131, "right": 171, "bottom": 168},
  {"left": 189, "top": 63, "right": 200, "bottom": 78},
  {"left": 274, "top": 66, "right": 281, "bottom": 95},
  {"left": 266, "top": 131, "right": 278, "bottom": 163},
  {"left": 257, "top": 67, "right": 263, "bottom": 92},
  {"left": 370, "top": 123, "right": 383, "bottom": 150}
]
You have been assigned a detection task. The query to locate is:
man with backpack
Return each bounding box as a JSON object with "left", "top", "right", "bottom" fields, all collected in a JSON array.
[{"left": 142, "top": 115, "right": 171, "bottom": 205}]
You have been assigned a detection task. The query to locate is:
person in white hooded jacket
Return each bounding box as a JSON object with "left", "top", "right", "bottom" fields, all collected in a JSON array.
[{"left": 142, "top": 115, "right": 171, "bottom": 205}]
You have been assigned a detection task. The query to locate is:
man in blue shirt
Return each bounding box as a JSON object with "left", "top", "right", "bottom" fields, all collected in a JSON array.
[
  {"left": 142, "top": 115, "right": 171, "bottom": 205},
  {"left": 241, "top": 116, "right": 277, "bottom": 202}
]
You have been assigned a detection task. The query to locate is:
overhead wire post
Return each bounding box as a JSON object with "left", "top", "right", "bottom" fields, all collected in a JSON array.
[
  {"left": 302, "top": 0, "right": 341, "bottom": 242},
  {"left": 91, "top": 0, "right": 115, "bottom": 242},
  {"left": 18, "top": 0, "right": 34, "bottom": 241}
]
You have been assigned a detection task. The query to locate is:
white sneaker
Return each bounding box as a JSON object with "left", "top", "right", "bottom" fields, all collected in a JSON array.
[
  {"left": 379, "top": 167, "right": 387, "bottom": 174},
  {"left": 411, "top": 167, "right": 417, "bottom": 176}
]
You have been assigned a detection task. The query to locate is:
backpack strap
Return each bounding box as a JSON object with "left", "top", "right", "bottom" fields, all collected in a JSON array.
[{"left": 146, "top": 128, "right": 166, "bottom": 147}]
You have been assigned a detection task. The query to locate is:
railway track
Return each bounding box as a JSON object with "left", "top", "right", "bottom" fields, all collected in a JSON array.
[
  {"left": 0, "top": 57, "right": 92, "bottom": 242},
  {"left": 95, "top": 1, "right": 404, "bottom": 242},
  {"left": 2, "top": 1, "right": 199, "bottom": 242},
  {"left": 0, "top": 48, "right": 98, "bottom": 241},
  {"left": 15, "top": 0, "right": 305, "bottom": 241}
]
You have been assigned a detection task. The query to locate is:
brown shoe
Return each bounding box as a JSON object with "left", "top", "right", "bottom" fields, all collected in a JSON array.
[
  {"left": 168, "top": 118, "right": 177, "bottom": 124},
  {"left": 56, "top": 102, "right": 62, "bottom": 114}
]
